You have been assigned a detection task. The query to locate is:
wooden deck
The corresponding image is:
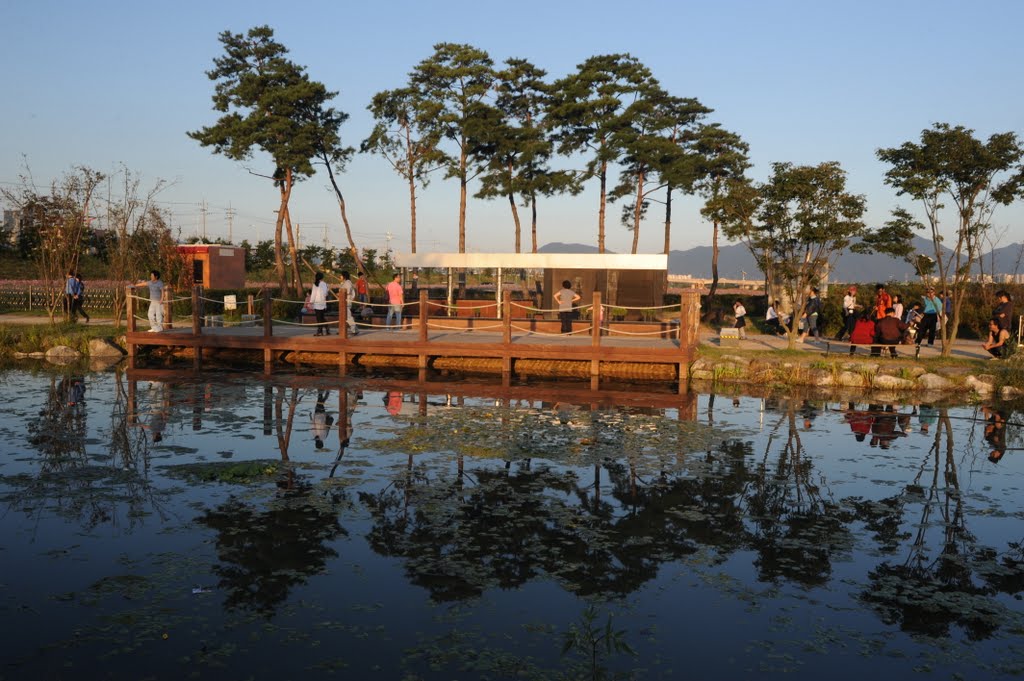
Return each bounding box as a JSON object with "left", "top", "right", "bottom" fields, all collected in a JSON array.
[{"left": 126, "top": 288, "right": 701, "bottom": 391}]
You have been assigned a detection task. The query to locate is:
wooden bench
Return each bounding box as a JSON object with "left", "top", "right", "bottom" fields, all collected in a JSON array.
[{"left": 825, "top": 340, "right": 920, "bottom": 359}]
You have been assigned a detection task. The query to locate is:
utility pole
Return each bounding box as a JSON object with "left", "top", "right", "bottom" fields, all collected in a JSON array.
[
  {"left": 226, "top": 203, "right": 235, "bottom": 244},
  {"left": 199, "top": 199, "right": 208, "bottom": 241}
]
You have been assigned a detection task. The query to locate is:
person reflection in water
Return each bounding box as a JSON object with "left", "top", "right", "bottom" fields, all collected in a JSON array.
[
  {"left": 312, "top": 391, "right": 334, "bottom": 451},
  {"left": 984, "top": 407, "right": 1007, "bottom": 463},
  {"left": 385, "top": 391, "right": 403, "bottom": 417},
  {"left": 843, "top": 403, "right": 874, "bottom": 442},
  {"left": 67, "top": 378, "right": 86, "bottom": 407},
  {"left": 869, "top": 405, "right": 905, "bottom": 449}
]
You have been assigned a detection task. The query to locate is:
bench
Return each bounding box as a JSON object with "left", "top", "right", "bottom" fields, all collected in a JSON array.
[{"left": 825, "top": 340, "right": 920, "bottom": 359}]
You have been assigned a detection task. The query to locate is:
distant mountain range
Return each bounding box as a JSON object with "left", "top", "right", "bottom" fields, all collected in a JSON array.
[{"left": 539, "top": 239, "right": 1024, "bottom": 282}]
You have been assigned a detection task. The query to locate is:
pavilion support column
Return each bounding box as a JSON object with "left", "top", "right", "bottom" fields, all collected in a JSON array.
[
  {"left": 338, "top": 289, "right": 348, "bottom": 371},
  {"left": 192, "top": 286, "right": 202, "bottom": 337},
  {"left": 590, "top": 291, "right": 602, "bottom": 391}
]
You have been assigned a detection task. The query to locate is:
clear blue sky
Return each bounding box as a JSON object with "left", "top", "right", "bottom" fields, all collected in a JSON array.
[{"left": 2, "top": 0, "right": 1022, "bottom": 256}]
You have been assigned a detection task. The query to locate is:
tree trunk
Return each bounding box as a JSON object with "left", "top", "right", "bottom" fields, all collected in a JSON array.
[
  {"left": 530, "top": 193, "right": 538, "bottom": 254},
  {"left": 320, "top": 150, "right": 366, "bottom": 275},
  {"left": 283, "top": 204, "right": 303, "bottom": 296},
  {"left": 274, "top": 182, "right": 288, "bottom": 294},
  {"left": 508, "top": 190, "right": 522, "bottom": 253},
  {"left": 458, "top": 142, "right": 468, "bottom": 253},
  {"left": 707, "top": 220, "right": 720, "bottom": 303},
  {"left": 663, "top": 185, "right": 672, "bottom": 256},
  {"left": 598, "top": 158, "right": 607, "bottom": 254},
  {"left": 406, "top": 123, "right": 417, "bottom": 255},
  {"left": 631, "top": 169, "right": 644, "bottom": 255}
]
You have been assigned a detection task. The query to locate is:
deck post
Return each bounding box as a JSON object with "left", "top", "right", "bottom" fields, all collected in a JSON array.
[
  {"left": 262, "top": 289, "right": 272, "bottom": 339},
  {"left": 126, "top": 286, "right": 136, "bottom": 334},
  {"left": 247, "top": 294, "right": 254, "bottom": 316},
  {"left": 678, "top": 290, "right": 700, "bottom": 394},
  {"left": 418, "top": 290, "right": 428, "bottom": 342},
  {"left": 164, "top": 291, "right": 173, "bottom": 330},
  {"left": 262, "top": 288, "right": 273, "bottom": 372},
  {"left": 192, "top": 286, "right": 201, "bottom": 337},
  {"left": 502, "top": 290, "right": 513, "bottom": 378},
  {"left": 338, "top": 289, "right": 348, "bottom": 372},
  {"left": 338, "top": 290, "right": 348, "bottom": 340},
  {"left": 502, "top": 291, "right": 512, "bottom": 345}
]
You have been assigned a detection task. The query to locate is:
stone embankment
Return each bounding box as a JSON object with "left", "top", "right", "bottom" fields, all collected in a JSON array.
[
  {"left": 689, "top": 355, "right": 1022, "bottom": 401},
  {"left": 11, "top": 338, "right": 126, "bottom": 369}
]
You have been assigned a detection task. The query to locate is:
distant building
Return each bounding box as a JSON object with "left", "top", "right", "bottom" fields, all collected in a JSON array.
[
  {"left": 1, "top": 209, "right": 21, "bottom": 246},
  {"left": 177, "top": 244, "right": 246, "bottom": 289}
]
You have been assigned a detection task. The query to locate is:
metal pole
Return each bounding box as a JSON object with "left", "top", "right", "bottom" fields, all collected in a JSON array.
[
  {"left": 446, "top": 268, "right": 454, "bottom": 318},
  {"left": 496, "top": 267, "right": 503, "bottom": 319}
]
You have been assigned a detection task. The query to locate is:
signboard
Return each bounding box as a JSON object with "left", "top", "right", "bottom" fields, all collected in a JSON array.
[{"left": 224, "top": 294, "right": 237, "bottom": 311}]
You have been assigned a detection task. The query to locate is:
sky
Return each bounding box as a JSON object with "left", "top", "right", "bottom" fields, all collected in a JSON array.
[{"left": 2, "top": 0, "right": 1023, "bottom": 258}]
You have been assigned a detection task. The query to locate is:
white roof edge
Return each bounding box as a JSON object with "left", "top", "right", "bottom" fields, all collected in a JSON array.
[{"left": 393, "top": 252, "right": 667, "bottom": 270}]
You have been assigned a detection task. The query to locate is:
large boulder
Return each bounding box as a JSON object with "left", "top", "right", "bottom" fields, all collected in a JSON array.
[
  {"left": 836, "top": 371, "right": 867, "bottom": 388},
  {"left": 872, "top": 374, "right": 915, "bottom": 391},
  {"left": 88, "top": 338, "right": 125, "bottom": 358},
  {"left": 964, "top": 375, "right": 995, "bottom": 395},
  {"left": 917, "top": 373, "right": 954, "bottom": 390},
  {"left": 45, "top": 345, "right": 81, "bottom": 361}
]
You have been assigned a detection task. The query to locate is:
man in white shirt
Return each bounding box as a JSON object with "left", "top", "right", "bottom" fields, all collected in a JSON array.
[{"left": 339, "top": 271, "right": 358, "bottom": 335}]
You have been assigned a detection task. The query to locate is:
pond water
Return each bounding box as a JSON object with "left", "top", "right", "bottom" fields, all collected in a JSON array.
[{"left": 0, "top": 366, "right": 1022, "bottom": 680}]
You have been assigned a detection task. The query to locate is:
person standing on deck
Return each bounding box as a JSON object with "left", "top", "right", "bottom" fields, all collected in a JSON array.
[
  {"left": 310, "top": 272, "right": 331, "bottom": 336},
  {"left": 355, "top": 272, "right": 368, "bottom": 304},
  {"left": 133, "top": 270, "right": 165, "bottom": 332},
  {"left": 385, "top": 273, "right": 404, "bottom": 331},
  {"left": 554, "top": 280, "right": 581, "bottom": 334}
]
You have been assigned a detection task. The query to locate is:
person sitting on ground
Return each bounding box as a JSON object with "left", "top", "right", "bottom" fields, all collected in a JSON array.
[
  {"left": 983, "top": 318, "right": 1010, "bottom": 359},
  {"left": 873, "top": 307, "right": 908, "bottom": 357},
  {"left": 849, "top": 310, "right": 876, "bottom": 355},
  {"left": 993, "top": 290, "right": 1014, "bottom": 333}
]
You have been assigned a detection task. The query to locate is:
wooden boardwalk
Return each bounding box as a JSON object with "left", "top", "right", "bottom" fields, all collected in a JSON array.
[{"left": 126, "top": 288, "right": 701, "bottom": 392}]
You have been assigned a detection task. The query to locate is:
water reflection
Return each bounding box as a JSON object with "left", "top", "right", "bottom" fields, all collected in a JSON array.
[
  {"left": 1, "top": 368, "right": 1024, "bottom": 679},
  {"left": 198, "top": 492, "right": 348, "bottom": 616}
]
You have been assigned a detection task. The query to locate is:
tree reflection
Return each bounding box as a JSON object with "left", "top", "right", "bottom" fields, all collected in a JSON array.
[
  {"left": 9, "top": 370, "right": 165, "bottom": 531},
  {"left": 860, "top": 408, "right": 1007, "bottom": 639},
  {"left": 197, "top": 491, "right": 346, "bottom": 616}
]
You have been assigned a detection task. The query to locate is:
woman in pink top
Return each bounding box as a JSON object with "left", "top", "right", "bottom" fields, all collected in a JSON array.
[{"left": 385, "top": 273, "right": 404, "bottom": 331}]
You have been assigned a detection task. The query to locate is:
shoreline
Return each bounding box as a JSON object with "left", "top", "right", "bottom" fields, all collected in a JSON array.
[{"left": 1, "top": 319, "right": 1019, "bottom": 401}]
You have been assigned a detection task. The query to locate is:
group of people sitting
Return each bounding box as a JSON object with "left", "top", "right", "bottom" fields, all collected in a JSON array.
[{"left": 756, "top": 284, "right": 1015, "bottom": 359}]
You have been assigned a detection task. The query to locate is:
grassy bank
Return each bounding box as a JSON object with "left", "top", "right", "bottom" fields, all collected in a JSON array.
[{"left": 0, "top": 322, "right": 126, "bottom": 357}]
